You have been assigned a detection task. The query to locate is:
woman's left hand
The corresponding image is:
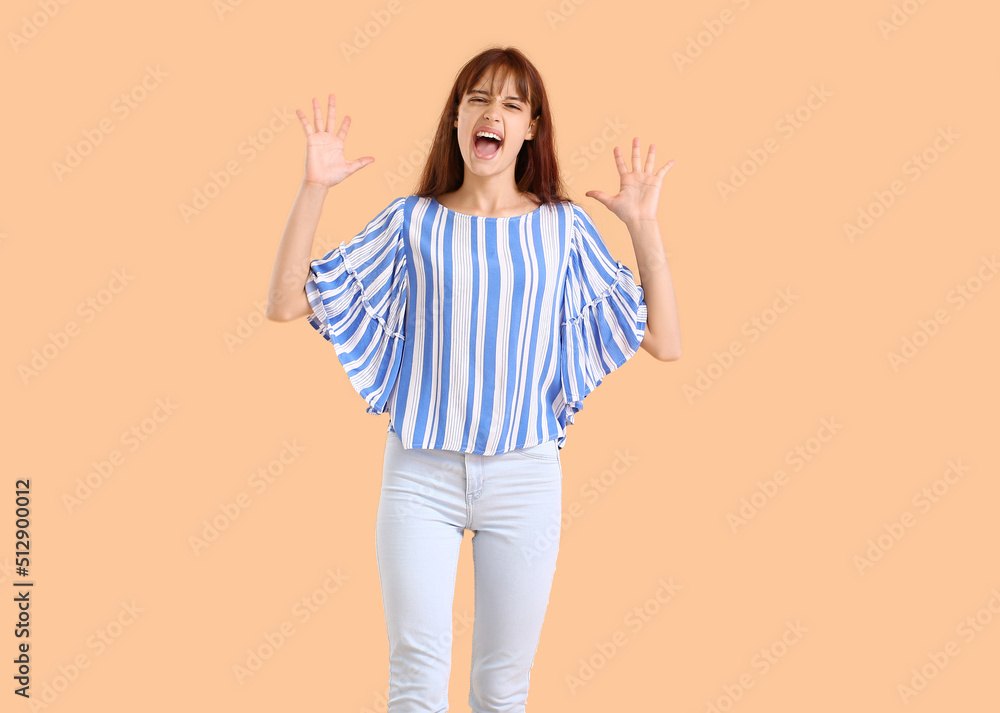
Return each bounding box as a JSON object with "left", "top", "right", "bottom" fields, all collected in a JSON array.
[{"left": 585, "top": 137, "right": 674, "bottom": 227}]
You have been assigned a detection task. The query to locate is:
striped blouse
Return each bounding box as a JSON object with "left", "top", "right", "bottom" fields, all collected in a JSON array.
[{"left": 304, "top": 194, "right": 647, "bottom": 456}]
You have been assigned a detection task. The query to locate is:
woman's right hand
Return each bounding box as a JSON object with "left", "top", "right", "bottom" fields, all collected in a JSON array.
[{"left": 295, "top": 94, "right": 374, "bottom": 188}]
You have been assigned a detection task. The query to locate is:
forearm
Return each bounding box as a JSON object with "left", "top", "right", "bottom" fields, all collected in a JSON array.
[
  {"left": 265, "top": 180, "right": 330, "bottom": 321},
  {"left": 624, "top": 217, "right": 681, "bottom": 361}
]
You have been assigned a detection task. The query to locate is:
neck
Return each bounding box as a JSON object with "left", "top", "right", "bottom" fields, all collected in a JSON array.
[{"left": 449, "top": 171, "right": 530, "bottom": 214}]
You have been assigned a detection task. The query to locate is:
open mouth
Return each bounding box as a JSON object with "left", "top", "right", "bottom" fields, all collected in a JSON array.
[{"left": 473, "top": 133, "right": 503, "bottom": 160}]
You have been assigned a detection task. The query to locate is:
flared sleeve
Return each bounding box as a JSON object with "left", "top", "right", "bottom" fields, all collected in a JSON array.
[
  {"left": 559, "top": 203, "right": 648, "bottom": 426},
  {"left": 304, "top": 196, "right": 408, "bottom": 415}
]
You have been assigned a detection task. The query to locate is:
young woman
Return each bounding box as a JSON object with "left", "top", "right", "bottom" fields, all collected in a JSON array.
[{"left": 267, "top": 46, "right": 680, "bottom": 713}]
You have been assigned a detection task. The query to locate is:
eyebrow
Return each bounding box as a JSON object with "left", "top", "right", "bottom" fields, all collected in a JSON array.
[{"left": 469, "top": 89, "right": 524, "bottom": 102}]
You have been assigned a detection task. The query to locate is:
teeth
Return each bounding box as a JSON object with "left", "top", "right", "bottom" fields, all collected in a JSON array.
[{"left": 476, "top": 130, "right": 502, "bottom": 141}]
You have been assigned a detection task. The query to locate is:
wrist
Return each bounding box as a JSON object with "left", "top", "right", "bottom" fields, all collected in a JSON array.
[
  {"left": 301, "top": 179, "right": 331, "bottom": 192},
  {"left": 625, "top": 215, "right": 658, "bottom": 233}
]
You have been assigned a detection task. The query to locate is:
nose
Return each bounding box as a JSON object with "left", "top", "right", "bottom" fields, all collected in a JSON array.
[{"left": 481, "top": 98, "right": 502, "bottom": 121}]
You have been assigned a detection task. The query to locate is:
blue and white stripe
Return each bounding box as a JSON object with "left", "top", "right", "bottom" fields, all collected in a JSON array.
[{"left": 305, "top": 194, "right": 647, "bottom": 455}]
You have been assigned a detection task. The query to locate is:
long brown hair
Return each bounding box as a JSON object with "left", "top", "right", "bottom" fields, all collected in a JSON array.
[{"left": 413, "top": 46, "right": 572, "bottom": 206}]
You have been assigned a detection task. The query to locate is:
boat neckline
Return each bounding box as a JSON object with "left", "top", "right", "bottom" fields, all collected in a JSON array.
[{"left": 428, "top": 195, "right": 548, "bottom": 220}]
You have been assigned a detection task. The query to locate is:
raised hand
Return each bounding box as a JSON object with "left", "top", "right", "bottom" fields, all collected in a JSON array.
[
  {"left": 585, "top": 137, "right": 674, "bottom": 227},
  {"left": 295, "top": 94, "right": 374, "bottom": 188}
]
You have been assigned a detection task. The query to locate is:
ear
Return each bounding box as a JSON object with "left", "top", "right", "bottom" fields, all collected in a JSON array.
[{"left": 526, "top": 119, "right": 538, "bottom": 140}]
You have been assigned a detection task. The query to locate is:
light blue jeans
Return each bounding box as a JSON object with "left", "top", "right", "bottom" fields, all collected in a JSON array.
[{"left": 376, "top": 428, "right": 563, "bottom": 713}]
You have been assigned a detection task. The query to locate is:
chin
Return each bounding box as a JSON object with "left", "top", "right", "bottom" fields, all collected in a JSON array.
[{"left": 465, "top": 155, "right": 510, "bottom": 174}]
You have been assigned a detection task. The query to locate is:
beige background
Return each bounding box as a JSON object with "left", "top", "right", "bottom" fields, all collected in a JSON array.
[{"left": 5, "top": 0, "right": 999, "bottom": 710}]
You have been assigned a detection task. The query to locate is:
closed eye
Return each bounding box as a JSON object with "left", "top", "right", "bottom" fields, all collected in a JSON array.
[{"left": 470, "top": 97, "right": 521, "bottom": 110}]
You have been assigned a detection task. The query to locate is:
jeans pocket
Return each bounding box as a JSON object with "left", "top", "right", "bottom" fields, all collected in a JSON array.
[{"left": 511, "top": 439, "right": 559, "bottom": 462}]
